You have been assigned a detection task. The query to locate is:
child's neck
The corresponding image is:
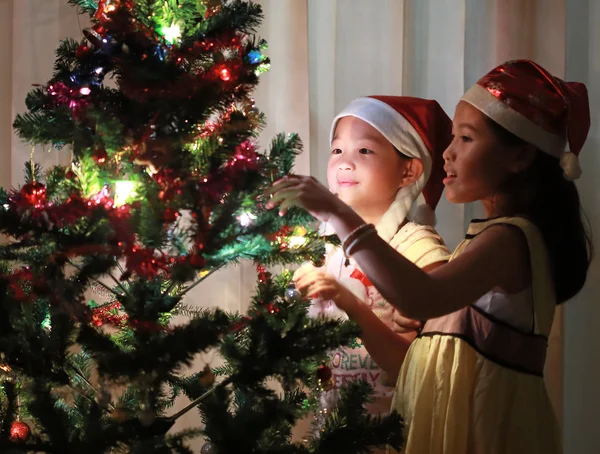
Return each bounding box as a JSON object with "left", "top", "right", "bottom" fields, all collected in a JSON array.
[
  {"left": 353, "top": 200, "right": 398, "bottom": 227},
  {"left": 354, "top": 210, "right": 384, "bottom": 227}
]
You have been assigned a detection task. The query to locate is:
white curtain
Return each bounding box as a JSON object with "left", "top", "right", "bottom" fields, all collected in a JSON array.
[{"left": 3, "top": 1, "right": 600, "bottom": 453}]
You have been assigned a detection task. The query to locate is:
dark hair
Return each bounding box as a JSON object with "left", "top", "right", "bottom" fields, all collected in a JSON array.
[
  {"left": 393, "top": 147, "right": 412, "bottom": 160},
  {"left": 485, "top": 117, "right": 593, "bottom": 304}
]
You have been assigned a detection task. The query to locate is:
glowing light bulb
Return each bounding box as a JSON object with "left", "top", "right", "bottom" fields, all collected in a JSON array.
[
  {"left": 162, "top": 23, "right": 182, "bottom": 44},
  {"left": 289, "top": 235, "right": 307, "bottom": 249},
  {"left": 114, "top": 181, "right": 137, "bottom": 206},
  {"left": 80, "top": 87, "right": 92, "bottom": 96},
  {"left": 239, "top": 211, "right": 256, "bottom": 227},
  {"left": 220, "top": 68, "right": 231, "bottom": 81}
]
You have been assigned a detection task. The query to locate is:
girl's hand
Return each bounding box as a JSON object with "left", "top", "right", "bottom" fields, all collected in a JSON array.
[
  {"left": 293, "top": 263, "right": 356, "bottom": 312},
  {"left": 392, "top": 311, "right": 422, "bottom": 334},
  {"left": 265, "top": 175, "right": 348, "bottom": 223}
]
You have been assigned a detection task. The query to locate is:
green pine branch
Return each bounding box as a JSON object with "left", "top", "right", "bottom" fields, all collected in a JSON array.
[{"left": 67, "top": 0, "right": 98, "bottom": 16}]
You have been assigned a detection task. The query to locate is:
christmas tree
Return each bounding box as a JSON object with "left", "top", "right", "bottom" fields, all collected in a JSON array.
[{"left": 0, "top": 1, "right": 403, "bottom": 452}]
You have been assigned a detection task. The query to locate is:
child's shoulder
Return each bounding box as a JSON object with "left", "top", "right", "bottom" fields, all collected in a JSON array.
[
  {"left": 392, "top": 221, "right": 445, "bottom": 245},
  {"left": 391, "top": 221, "right": 450, "bottom": 267}
]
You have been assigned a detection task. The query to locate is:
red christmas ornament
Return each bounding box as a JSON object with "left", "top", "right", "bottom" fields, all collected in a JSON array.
[
  {"left": 10, "top": 183, "right": 48, "bottom": 216},
  {"left": 83, "top": 24, "right": 108, "bottom": 48},
  {"left": 316, "top": 363, "right": 332, "bottom": 382},
  {"left": 204, "top": 0, "right": 223, "bottom": 18},
  {"left": 75, "top": 44, "right": 92, "bottom": 59},
  {"left": 93, "top": 147, "right": 108, "bottom": 164},
  {"left": 256, "top": 264, "right": 270, "bottom": 284},
  {"left": 21, "top": 182, "right": 47, "bottom": 208},
  {"left": 10, "top": 421, "right": 31, "bottom": 442},
  {"left": 219, "top": 67, "right": 231, "bottom": 81}
]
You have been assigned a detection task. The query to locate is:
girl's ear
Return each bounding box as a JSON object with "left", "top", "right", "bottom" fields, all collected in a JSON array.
[
  {"left": 508, "top": 143, "right": 537, "bottom": 174},
  {"left": 400, "top": 158, "right": 424, "bottom": 187}
]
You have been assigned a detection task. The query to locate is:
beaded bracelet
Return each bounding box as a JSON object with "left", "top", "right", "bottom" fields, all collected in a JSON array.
[{"left": 342, "top": 223, "right": 376, "bottom": 256}]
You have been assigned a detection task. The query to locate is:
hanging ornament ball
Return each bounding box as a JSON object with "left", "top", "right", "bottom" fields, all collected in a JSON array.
[
  {"left": 83, "top": 24, "right": 107, "bottom": 48},
  {"left": 10, "top": 421, "right": 31, "bottom": 442},
  {"left": 301, "top": 398, "right": 311, "bottom": 410},
  {"left": 247, "top": 50, "right": 262, "bottom": 65},
  {"left": 316, "top": 363, "right": 332, "bottom": 382},
  {"left": 198, "top": 365, "right": 215, "bottom": 388},
  {"left": 75, "top": 44, "right": 92, "bottom": 59},
  {"left": 20, "top": 182, "right": 47, "bottom": 209},
  {"left": 138, "top": 408, "right": 155, "bottom": 426},
  {"left": 284, "top": 283, "right": 301, "bottom": 303},
  {"left": 204, "top": 0, "right": 222, "bottom": 18},
  {"left": 219, "top": 68, "right": 231, "bottom": 81},
  {"left": 201, "top": 441, "right": 217, "bottom": 454},
  {"left": 93, "top": 147, "right": 108, "bottom": 164}
]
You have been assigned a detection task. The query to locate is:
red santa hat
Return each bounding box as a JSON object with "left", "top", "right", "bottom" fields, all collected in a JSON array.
[
  {"left": 329, "top": 96, "right": 452, "bottom": 238},
  {"left": 461, "top": 59, "right": 590, "bottom": 180}
]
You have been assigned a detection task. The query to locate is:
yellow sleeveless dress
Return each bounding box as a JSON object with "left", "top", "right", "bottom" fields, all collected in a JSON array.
[{"left": 392, "top": 217, "right": 562, "bottom": 454}]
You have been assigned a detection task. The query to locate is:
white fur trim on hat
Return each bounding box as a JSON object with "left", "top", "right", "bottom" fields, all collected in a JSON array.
[
  {"left": 330, "top": 97, "right": 434, "bottom": 241},
  {"left": 410, "top": 193, "right": 436, "bottom": 226},
  {"left": 461, "top": 84, "right": 566, "bottom": 158}
]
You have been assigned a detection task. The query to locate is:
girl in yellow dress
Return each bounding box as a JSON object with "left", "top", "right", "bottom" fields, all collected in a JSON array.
[{"left": 268, "top": 60, "right": 593, "bottom": 454}]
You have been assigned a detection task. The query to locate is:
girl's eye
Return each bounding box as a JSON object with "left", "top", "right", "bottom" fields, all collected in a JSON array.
[
  {"left": 331, "top": 148, "right": 342, "bottom": 155},
  {"left": 359, "top": 148, "right": 373, "bottom": 154},
  {"left": 450, "top": 133, "right": 473, "bottom": 143}
]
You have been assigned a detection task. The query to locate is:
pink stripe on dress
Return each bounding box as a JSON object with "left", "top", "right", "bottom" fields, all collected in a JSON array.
[{"left": 420, "top": 305, "right": 547, "bottom": 376}]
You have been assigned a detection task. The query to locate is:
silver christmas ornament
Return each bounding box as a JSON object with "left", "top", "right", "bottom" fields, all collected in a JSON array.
[
  {"left": 201, "top": 441, "right": 217, "bottom": 454},
  {"left": 284, "top": 283, "right": 301, "bottom": 303}
]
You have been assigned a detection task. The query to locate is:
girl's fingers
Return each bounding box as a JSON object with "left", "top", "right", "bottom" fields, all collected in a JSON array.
[
  {"left": 392, "top": 313, "right": 422, "bottom": 329},
  {"left": 265, "top": 188, "right": 298, "bottom": 208},
  {"left": 265, "top": 176, "right": 302, "bottom": 194},
  {"left": 294, "top": 276, "right": 311, "bottom": 292},
  {"left": 295, "top": 272, "right": 320, "bottom": 292},
  {"left": 293, "top": 263, "right": 317, "bottom": 282},
  {"left": 304, "top": 282, "right": 331, "bottom": 298},
  {"left": 277, "top": 197, "right": 300, "bottom": 216}
]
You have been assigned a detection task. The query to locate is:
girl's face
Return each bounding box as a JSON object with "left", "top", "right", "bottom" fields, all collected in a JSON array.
[
  {"left": 327, "top": 117, "right": 421, "bottom": 222},
  {"left": 443, "top": 102, "right": 529, "bottom": 215}
]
